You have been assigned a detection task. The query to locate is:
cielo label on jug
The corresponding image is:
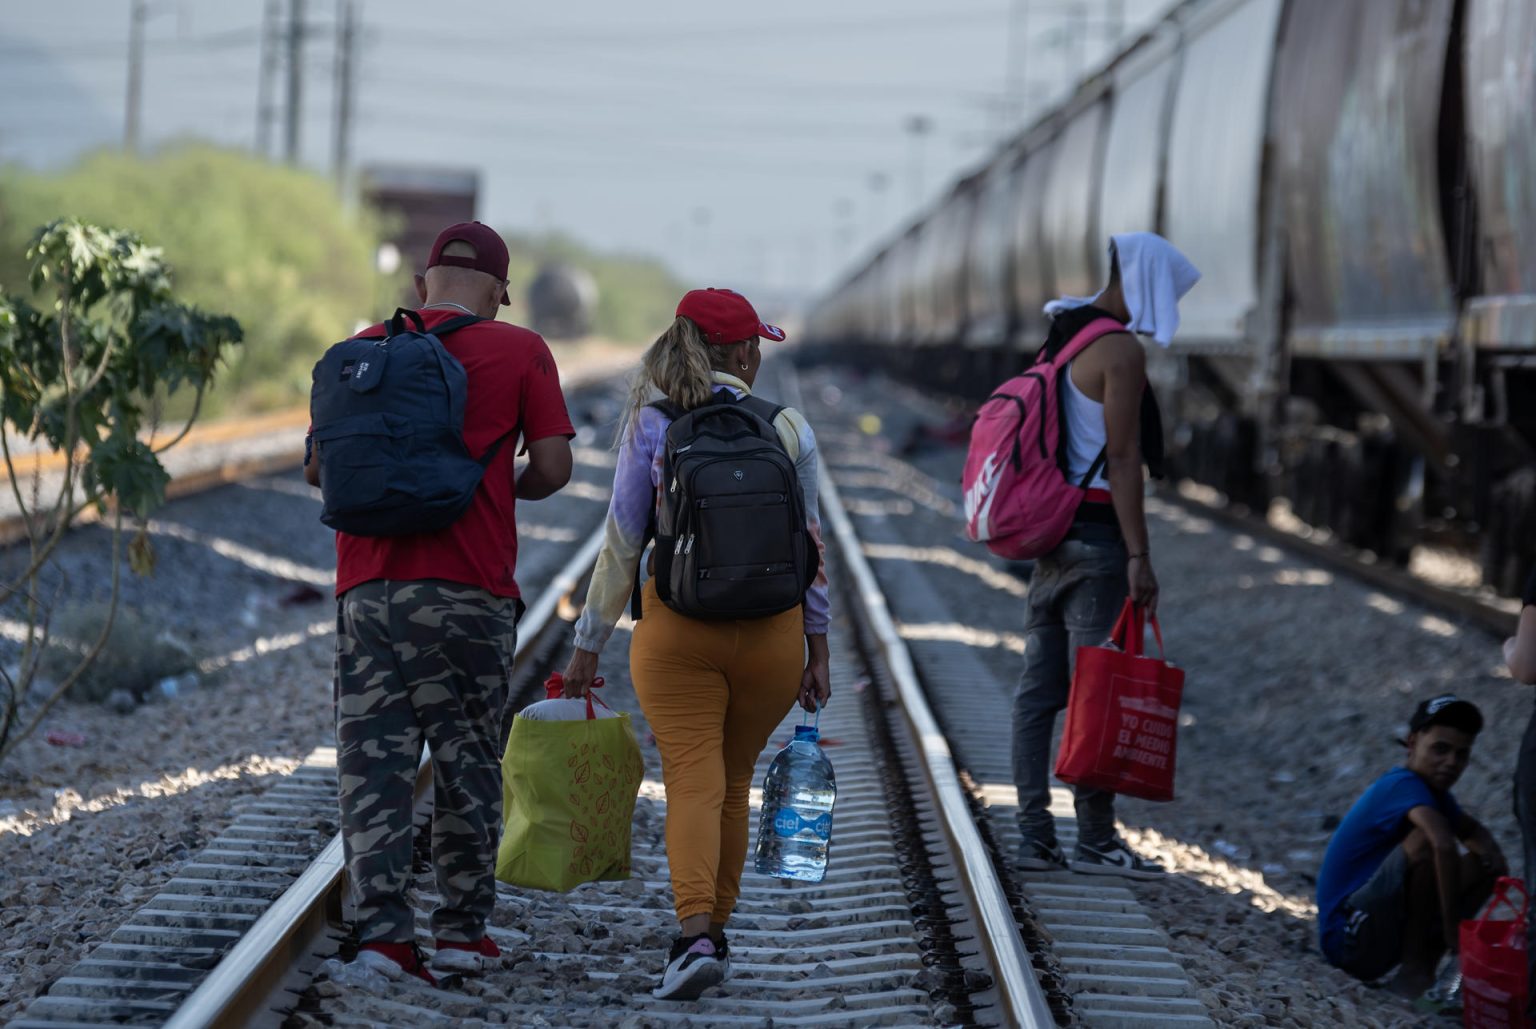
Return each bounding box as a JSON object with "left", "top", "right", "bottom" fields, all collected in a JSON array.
[{"left": 774, "top": 809, "right": 832, "bottom": 839}]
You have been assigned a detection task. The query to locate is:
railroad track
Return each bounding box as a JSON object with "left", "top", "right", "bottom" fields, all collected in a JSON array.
[
  {"left": 8, "top": 359, "right": 1063, "bottom": 1028},
  {"left": 0, "top": 358, "right": 629, "bottom": 550},
  {"left": 0, "top": 414, "right": 309, "bottom": 548}
]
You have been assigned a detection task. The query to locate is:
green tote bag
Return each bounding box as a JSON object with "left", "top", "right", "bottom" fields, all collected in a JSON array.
[{"left": 495, "top": 682, "right": 645, "bottom": 893}]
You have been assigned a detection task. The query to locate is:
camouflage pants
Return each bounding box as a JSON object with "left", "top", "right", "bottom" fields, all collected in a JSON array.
[{"left": 334, "top": 579, "right": 519, "bottom": 944}]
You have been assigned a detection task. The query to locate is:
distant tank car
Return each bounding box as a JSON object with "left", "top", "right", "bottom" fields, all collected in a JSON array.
[
  {"left": 527, "top": 263, "right": 599, "bottom": 340},
  {"left": 805, "top": 0, "right": 1536, "bottom": 593}
]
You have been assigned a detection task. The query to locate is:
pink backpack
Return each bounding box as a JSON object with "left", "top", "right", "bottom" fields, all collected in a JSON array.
[{"left": 962, "top": 318, "right": 1123, "bottom": 559}]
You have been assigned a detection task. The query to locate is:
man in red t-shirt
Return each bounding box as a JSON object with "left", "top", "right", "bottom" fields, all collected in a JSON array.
[{"left": 304, "top": 221, "right": 574, "bottom": 983}]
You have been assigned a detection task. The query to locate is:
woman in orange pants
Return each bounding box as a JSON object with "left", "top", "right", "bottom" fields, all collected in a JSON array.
[{"left": 561, "top": 288, "right": 831, "bottom": 1000}]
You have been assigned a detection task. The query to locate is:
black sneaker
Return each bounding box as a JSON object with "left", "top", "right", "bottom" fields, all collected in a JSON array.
[
  {"left": 652, "top": 933, "right": 724, "bottom": 1001},
  {"left": 715, "top": 932, "right": 733, "bottom": 983},
  {"left": 1015, "top": 837, "right": 1068, "bottom": 872},
  {"left": 1070, "top": 838, "right": 1165, "bottom": 880}
]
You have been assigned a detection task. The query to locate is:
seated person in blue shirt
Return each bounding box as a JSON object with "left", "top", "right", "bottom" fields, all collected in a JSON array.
[{"left": 1315, "top": 695, "right": 1505, "bottom": 1001}]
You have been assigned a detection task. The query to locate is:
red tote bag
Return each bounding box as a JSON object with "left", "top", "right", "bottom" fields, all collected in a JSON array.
[
  {"left": 1461, "top": 877, "right": 1529, "bottom": 1029},
  {"left": 1054, "top": 599, "right": 1185, "bottom": 802}
]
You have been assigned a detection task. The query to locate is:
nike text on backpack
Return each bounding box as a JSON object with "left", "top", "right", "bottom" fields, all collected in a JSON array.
[
  {"left": 961, "top": 317, "right": 1124, "bottom": 560},
  {"left": 644, "top": 393, "right": 817, "bottom": 620},
  {"left": 310, "top": 308, "right": 513, "bottom": 537}
]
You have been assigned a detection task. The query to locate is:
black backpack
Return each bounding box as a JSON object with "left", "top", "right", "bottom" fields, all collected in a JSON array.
[
  {"left": 643, "top": 393, "right": 818, "bottom": 620},
  {"left": 310, "top": 308, "right": 511, "bottom": 537}
]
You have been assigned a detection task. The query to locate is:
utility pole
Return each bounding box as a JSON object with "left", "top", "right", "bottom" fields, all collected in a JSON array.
[
  {"left": 1004, "top": 0, "right": 1029, "bottom": 133},
  {"left": 1105, "top": 0, "right": 1125, "bottom": 47},
  {"left": 284, "top": 0, "right": 306, "bottom": 164},
  {"left": 903, "top": 115, "right": 933, "bottom": 209},
  {"left": 865, "top": 171, "right": 890, "bottom": 246},
  {"left": 831, "top": 198, "right": 855, "bottom": 271},
  {"left": 255, "top": 0, "right": 280, "bottom": 157},
  {"left": 124, "top": 0, "right": 148, "bottom": 152},
  {"left": 332, "top": 0, "right": 357, "bottom": 187}
]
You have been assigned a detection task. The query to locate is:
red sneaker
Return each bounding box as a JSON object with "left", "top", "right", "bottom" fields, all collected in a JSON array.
[
  {"left": 430, "top": 935, "right": 501, "bottom": 974},
  {"left": 354, "top": 940, "right": 438, "bottom": 986}
]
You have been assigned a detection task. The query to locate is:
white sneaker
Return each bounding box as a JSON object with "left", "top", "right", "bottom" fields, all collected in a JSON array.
[
  {"left": 429, "top": 936, "right": 500, "bottom": 975},
  {"left": 353, "top": 941, "right": 439, "bottom": 986},
  {"left": 652, "top": 934, "right": 724, "bottom": 1000},
  {"left": 1070, "top": 838, "right": 1165, "bottom": 880}
]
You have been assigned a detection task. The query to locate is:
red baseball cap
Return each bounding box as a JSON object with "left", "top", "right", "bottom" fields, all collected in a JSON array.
[
  {"left": 676, "top": 287, "right": 787, "bottom": 345},
  {"left": 427, "top": 221, "right": 511, "bottom": 305}
]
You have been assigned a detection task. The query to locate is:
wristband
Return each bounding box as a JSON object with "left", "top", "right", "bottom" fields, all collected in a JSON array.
[{"left": 1128, "top": 551, "right": 1149, "bottom": 560}]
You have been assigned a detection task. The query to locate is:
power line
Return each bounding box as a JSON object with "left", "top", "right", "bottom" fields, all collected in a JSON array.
[
  {"left": 358, "top": 100, "right": 942, "bottom": 145},
  {"left": 283, "top": 0, "right": 305, "bottom": 164},
  {"left": 357, "top": 59, "right": 1002, "bottom": 106},
  {"left": 390, "top": 8, "right": 1012, "bottom": 50},
  {"left": 0, "top": 27, "right": 264, "bottom": 60}
]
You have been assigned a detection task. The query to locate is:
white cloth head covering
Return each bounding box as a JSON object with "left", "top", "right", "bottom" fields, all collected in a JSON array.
[{"left": 1041, "top": 232, "right": 1201, "bottom": 348}]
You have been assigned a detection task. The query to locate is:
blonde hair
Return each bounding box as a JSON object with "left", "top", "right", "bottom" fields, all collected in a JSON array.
[{"left": 618, "top": 316, "right": 737, "bottom": 445}]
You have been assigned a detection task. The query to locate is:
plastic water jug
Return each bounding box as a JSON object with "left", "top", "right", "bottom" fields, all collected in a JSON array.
[{"left": 754, "top": 721, "right": 836, "bottom": 882}]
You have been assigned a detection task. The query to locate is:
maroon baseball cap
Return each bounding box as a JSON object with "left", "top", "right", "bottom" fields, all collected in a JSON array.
[
  {"left": 676, "top": 287, "right": 787, "bottom": 345},
  {"left": 427, "top": 221, "right": 511, "bottom": 305}
]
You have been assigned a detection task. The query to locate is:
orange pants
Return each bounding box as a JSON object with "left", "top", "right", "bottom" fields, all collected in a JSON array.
[{"left": 629, "top": 577, "right": 804, "bottom": 923}]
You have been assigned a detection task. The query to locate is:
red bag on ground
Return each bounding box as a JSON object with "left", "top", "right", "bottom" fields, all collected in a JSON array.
[
  {"left": 1462, "top": 877, "right": 1529, "bottom": 1029},
  {"left": 1054, "top": 599, "right": 1184, "bottom": 802}
]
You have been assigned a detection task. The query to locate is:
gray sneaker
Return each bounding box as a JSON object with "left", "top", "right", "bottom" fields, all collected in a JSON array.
[
  {"left": 1016, "top": 837, "right": 1067, "bottom": 871},
  {"left": 1414, "top": 959, "right": 1462, "bottom": 1016},
  {"left": 1071, "top": 838, "right": 1165, "bottom": 880}
]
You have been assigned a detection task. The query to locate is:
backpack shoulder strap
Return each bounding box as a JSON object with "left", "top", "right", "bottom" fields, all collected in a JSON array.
[
  {"left": 1050, "top": 317, "right": 1127, "bottom": 368},
  {"left": 736, "top": 394, "right": 785, "bottom": 427},
  {"left": 737, "top": 394, "right": 798, "bottom": 459},
  {"left": 647, "top": 398, "right": 683, "bottom": 420},
  {"left": 1053, "top": 318, "right": 1127, "bottom": 488},
  {"left": 423, "top": 314, "right": 484, "bottom": 337}
]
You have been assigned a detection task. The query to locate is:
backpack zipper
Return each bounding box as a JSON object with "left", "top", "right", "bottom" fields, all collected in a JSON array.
[
  {"left": 987, "top": 391, "right": 1031, "bottom": 470},
  {"left": 1021, "top": 371, "right": 1049, "bottom": 459}
]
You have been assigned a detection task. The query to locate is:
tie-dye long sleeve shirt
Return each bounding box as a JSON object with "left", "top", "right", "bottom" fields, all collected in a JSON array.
[{"left": 571, "top": 372, "right": 830, "bottom": 653}]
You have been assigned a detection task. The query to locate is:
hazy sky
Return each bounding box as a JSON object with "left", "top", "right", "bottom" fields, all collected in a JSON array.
[{"left": 0, "top": 0, "right": 1175, "bottom": 302}]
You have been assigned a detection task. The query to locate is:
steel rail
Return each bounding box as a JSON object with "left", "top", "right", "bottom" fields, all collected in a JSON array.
[
  {"left": 163, "top": 524, "right": 608, "bottom": 1029},
  {"left": 772, "top": 354, "right": 1052, "bottom": 1028},
  {"left": 9, "top": 408, "right": 311, "bottom": 479},
  {"left": 817, "top": 459, "right": 1055, "bottom": 1027},
  {"left": 0, "top": 448, "right": 306, "bottom": 548}
]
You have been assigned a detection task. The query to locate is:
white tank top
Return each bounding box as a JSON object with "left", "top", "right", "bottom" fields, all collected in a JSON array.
[{"left": 1062, "top": 360, "right": 1109, "bottom": 489}]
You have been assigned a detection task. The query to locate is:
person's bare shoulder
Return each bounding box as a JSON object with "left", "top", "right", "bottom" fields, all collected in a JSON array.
[
  {"left": 1093, "top": 331, "right": 1144, "bottom": 368},
  {"left": 1074, "top": 331, "right": 1143, "bottom": 388}
]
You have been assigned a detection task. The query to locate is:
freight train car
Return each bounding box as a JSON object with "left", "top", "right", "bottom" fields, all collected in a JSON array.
[
  {"left": 805, "top": 0, "right": 1536, "bottom": 592},
  {"left": 360, "top": 165, "right": 478, "bottom": 307}
]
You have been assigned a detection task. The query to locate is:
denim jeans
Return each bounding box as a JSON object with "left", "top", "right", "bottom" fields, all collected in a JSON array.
[
  {"left": 1514, "top": 704, "right": 1536, "bottom": 1019},
  {"left": 1012, "top": 536, "right": 1128, "bottom": 850}
]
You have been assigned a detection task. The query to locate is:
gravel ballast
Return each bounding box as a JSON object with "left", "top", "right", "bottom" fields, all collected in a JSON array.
[
  {"left": 795, "top": 363, "right": 1525, "bottom": 1027},
  {"left": 0, "top": 426, "right": 616, "bottom": 1022}
]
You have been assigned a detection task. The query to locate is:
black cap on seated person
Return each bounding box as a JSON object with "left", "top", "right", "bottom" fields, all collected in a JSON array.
[{"left": 1409, "top": 694, "right": 1484, "bottom": 737}]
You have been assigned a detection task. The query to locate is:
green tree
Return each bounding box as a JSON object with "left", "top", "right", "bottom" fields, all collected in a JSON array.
[
  {"left": 0, "top": 219, "right": 241, "bottom": 763},
  {"left": 0, "top": 145, "right": 391, "bottom": 415}
]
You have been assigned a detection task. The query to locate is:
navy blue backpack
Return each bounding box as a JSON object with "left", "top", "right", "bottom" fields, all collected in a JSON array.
[{"left": 310, "top": 308, "right": 511, "bottom": 536}]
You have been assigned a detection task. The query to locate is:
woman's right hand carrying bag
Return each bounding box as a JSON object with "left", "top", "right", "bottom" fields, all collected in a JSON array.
[{"left": 1054, "top": 599, "right": 1185, "bottom": 802}]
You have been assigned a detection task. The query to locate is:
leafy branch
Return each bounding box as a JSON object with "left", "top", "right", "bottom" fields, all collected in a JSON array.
[{"left": 0, "top": 219, "right": 242, "bottom": 763}]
